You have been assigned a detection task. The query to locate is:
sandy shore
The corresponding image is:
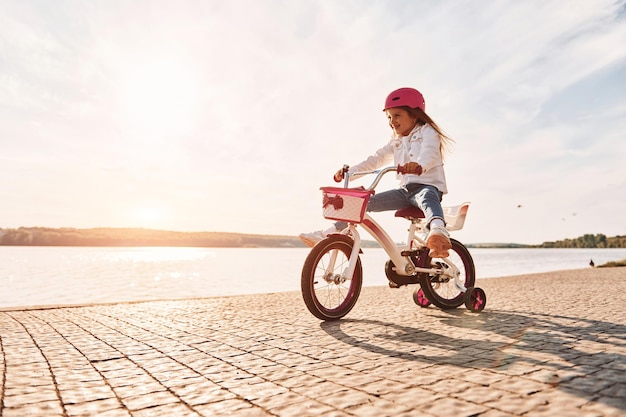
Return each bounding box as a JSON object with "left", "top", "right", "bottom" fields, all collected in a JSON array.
[{"left": 1, "top": 267, "right": 624, "bottom": 416}]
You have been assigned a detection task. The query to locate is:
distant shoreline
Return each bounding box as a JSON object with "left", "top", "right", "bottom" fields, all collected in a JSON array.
[{"left": 0, "top": 227, "right": 624, "bottom": 249}]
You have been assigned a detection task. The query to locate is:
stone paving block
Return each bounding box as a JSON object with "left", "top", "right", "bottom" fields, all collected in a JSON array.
[
  {"left": 452, "top": 384, "right": 506, "bottom": 404},
  {"left": 227, "top": 380, "right": 289, "bottom": 401},
  {"left": 344, "top": 397, "right": 413, "bottom": 416},
  {"left": 119, "top": 390, "right": 182, "bottom": 411},
  {"left": 289, "top": 360, "right": 334, "bottom": 372},
  {"left": 130, "top": 402, "right": 201, "bottom": 417},
  {"left": 174, "top": 383, "right": 237, "bottom": 406},
  {"left": 269, "top": 398, "right": 336, "bottom": 417},
  {"left": 277, "top": 373, "right": 326, "bottom": 389},
  {"left": 600, "top": 382, "right": 626, "bottom": 398},
  {"left": 582, "top": 400, "right": 626, "bottom": 417},
  {"left": 3, "top": 384, "right": 57, "bottom": 397},
  {"left": 3, "top": 389, "right": 59, "bottom": 408},
  {"left": 307, "top": 365, "right": 356, "bottom": 381},
  {"left": 325, "top": 354, "right": 366, "bottom": 367},
  {"left": 113, "top": 381, "right": 168, "bottom": 399},
  {"left": 319, "top": 388, "right": 378, "bottom": 410},
  {"left": 289, "top": 380, "right": 348, "bottom": 399},
  {"left": 523, "top": 367, "right": 577, "bottom": 387},
  {"left": 64, "top": 398, "right": 129, "bottom": 417},
  {"left": 484, "top": 393, "right": 550, "bottom": 415},
  {"left": 422, "top": 394, "right": 490, "bottom": 416},
  {"left": 51, "top": 366, "right": 103, "bottom": 383},
  {"left": 343, "top": 358, "right": 391, "bottom": 373},
  {"left": 228, "top": 355, "right": 279, "bottom": 370},
  {"left": 318, "top": 410, "right": 356, "bottom": 417},
  {"left": 58, "top": 382, "right": 117, "bottom": 404},
  {"left": 600, "top": 356, "right": 626, "bottom": 372},
  {"left": 194, "top": 398, "right": 269, "bottom": 416},
  {"left": 333, "top": 372, "right": 382, "bottom": 388},
  {"left": 456, "top": 368, "right": 506, "bottom": 386},
  {"left": 211, "top": 370, "right": 263, "bottom": 387},
  {"left": 478, "top": 409, "right": 519, "bottom": 417},
  {"left": 424, "top": 376, "right": 475, "bottom": 394},
  {"left": 379, "top": 385, "right": 443, "bottom": 408},
  {"left": 525, "top": 406, "right": 609, "bottom": 417},
  {"left": 386, "top": 368, "right": 444, "bottom": 385},
  {"left": 491, "top": 375, "right": 551, "bottom": 395},
  {"left": 565, "top": 375, "right": 618, "bottom": 394},
  {"left": 1, "top": 400, "right": 65, "bottom": 417},
  {"left": 358, "top": 361, "right": 411, "bottom": 375},
  {"left": 353, "top": 378, "right": 413, "bottom": 396},
  {"left": 249, "top": 390, "right": 308, "bottom": 410},
  {"left": 258, "top": 364, "right": 305, "bottom": 382},
  {"left": 91, "top": 358, "right": 138, "bottom": 373}
]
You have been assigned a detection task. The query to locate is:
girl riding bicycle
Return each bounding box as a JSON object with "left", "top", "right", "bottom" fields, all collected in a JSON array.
[{"left": 300, "top": 87, "right": 455, "bottom": 258}]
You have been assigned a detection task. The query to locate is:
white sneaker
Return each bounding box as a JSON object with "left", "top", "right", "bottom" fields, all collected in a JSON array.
[
  {"left": 299, "top": 230, "right": 326, "bottom": 247},
  {"left": 426, "top": 226, "right": 451, "bottom": 258}
]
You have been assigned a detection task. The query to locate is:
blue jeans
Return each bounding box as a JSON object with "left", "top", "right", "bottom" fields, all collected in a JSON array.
[{"left": 334, "top": 184, "right": 444, "bottom": 231}]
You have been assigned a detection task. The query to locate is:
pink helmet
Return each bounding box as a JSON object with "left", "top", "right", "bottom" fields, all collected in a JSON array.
[{"left": 383, "top": 87, "right": 425, "bottom": 111}]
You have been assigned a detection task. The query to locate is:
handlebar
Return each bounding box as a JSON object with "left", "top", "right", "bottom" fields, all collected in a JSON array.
[
  {"left": 339, "top": 163, "right": 422, "bottom": 189},
  {"left": 343, "top": 166, "right": 398, "bottom": 190}
]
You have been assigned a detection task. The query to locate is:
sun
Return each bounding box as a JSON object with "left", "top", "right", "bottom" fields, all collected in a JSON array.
[
  {"left": 120, "top": 60, "right": 198, "bottom": 134},
  {"left": 132, "top": 205, "right": 167, "bottom": 228}
]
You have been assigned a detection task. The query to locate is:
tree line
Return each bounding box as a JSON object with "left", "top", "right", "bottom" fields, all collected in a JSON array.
[
  {"left": 0, "top": 227, "right": 306, "bottom": 248},
  {"left": 537, "top": 234, "right": 626, "bottom": 248},
  {"left": 1, "top": 227, "right": 624, "bottom": 248}
]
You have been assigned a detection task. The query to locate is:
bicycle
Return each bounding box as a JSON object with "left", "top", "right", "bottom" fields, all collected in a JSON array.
[{"left": 301, "top": 165, "right": 487, "bottom": 321}]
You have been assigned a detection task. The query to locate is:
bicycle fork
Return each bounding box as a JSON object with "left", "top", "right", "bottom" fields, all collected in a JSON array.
[{"left": 321, "top": 225, "right": 362, "bottom": 283}]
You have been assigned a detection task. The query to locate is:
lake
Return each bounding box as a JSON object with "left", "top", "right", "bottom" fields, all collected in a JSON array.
[{"left": 1, "top": 246, "right": 625, "bottom": 309}]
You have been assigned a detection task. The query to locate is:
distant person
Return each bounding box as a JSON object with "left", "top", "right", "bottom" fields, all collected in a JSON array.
[
  {"left": 299, "top": 87, "right": 454, "bottom": 258},
  {"left": 589, "top": 259, "right": 595, "bottom": 267}
]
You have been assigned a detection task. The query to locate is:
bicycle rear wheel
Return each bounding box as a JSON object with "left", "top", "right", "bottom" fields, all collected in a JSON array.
[
  {"left": 301, "top": 234, "right": 362, "bottom": 320},
  {"left": 419, "top": 238, "right": 475, "bottom": 309}
]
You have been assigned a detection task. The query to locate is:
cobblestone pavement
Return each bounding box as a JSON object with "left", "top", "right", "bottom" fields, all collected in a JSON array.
[{"left": 1, "top": 267, "right": 625, "bottom": 416}]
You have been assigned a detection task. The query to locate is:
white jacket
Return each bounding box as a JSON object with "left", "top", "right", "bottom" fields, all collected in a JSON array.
[{"left": 348, "top": 123, "right": 447, "bottom": 194}]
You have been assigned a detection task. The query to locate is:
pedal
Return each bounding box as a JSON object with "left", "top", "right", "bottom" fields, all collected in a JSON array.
[{"left": 400, "top": 250, "right": 420, "bottom": 257}]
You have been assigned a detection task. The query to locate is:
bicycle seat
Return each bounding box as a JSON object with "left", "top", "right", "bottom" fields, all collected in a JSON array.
[{"left": 395, "top": 207, "right": 425, "bottom": 219}]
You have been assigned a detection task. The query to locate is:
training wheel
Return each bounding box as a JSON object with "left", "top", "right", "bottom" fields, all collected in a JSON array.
[
  {"left": 464, "top": 287, "right": 486, "bottom": 312},
  {"left": 413, "top": 287, "right": 431, "bottom": 308}
]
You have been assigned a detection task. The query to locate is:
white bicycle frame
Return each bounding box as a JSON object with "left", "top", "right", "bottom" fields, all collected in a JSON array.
[{"left": 333, "top": 166, "right": 469, "bottom": 293}]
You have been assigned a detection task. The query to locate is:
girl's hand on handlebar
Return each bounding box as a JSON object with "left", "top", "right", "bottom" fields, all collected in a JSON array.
[
  {"left": 398, "top": 162, "right": 423, "bottom": 175},
  {"left": 333, "top": 168, "right": 345, "bottom": 183},
  {"left": 333, "top": 165, "right": 350, "bottom": 182}
]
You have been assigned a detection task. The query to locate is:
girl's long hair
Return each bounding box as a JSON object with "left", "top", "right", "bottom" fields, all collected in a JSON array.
[{"left": 400, "top": 106, "right": 455, "bottom": 159}]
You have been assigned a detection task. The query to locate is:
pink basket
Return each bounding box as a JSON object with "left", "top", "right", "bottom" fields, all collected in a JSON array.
[{"left": 320, "top": 187, "right": 374, "bottom": 223}]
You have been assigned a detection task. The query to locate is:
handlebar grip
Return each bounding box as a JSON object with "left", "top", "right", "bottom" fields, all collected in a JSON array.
[{"left": 333, "top": 165, "right": 350, "bottom": 183}]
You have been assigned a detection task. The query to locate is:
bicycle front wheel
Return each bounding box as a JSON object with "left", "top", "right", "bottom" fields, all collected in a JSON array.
[{"left": 301, "top": 235, "right": 362, "bottom": 320}]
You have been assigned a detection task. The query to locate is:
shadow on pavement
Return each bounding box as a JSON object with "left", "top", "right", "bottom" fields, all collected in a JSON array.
[{"left": 320, "top": 309, "right": 625, "bottom": 412}]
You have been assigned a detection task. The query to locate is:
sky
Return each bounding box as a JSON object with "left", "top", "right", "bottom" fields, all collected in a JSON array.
[{"left": 1, "top": 0, "right": 625, "bottom": 245}]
